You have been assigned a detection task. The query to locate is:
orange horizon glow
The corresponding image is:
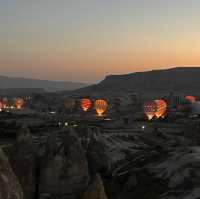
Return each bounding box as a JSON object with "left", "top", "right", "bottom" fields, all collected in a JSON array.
[{"left": 1, "top": 1, "right": 200, "bottom": 82}]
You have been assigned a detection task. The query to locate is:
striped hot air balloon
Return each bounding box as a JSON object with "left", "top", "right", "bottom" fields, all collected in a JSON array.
[
  {"left": 143, "top": 101, "right": 157, "bottom": 120},
  {"left": 80, "top": 98, "right": 92, "bottom": 112},
  {"left": 15, "top": 98, "right": 24, "bottom": 109},
  {"left": 143, "top": 99, "right": 167, "bottom": 120},
  {"left": 94, "top": 99, "right": 108, "bottom": 116},
  {"left": 154, "top": 100, "right": 167, "bottom": 119},
  {"left": 185, "top": 96, "right": 196, "bottom": 104}
]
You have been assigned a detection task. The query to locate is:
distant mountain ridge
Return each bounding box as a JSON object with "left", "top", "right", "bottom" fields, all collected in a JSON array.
[
  {"left": 0, "top": 76, "right": 87, "bottom": 92},
  {"left": 75, "top": 67, "right": 200, "bottom": 96}
]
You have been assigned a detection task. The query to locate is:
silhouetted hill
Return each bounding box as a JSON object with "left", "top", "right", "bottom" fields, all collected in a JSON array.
[
  {"left": 75, "top": 67, "right": 200, "bottom": 96},
  {"left": 0, "top": 76, "right": 87, "bottom": 92}
]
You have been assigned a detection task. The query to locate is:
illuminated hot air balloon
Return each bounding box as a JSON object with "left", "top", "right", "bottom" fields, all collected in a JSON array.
[
  {"left": 143, "top": 100, "right": 167, "bottom": 120},
  {"left": 143, "top": 101, "right": 157, "bottom": 120},
  {"left": 154, "top": 100, "right": 167, "bottom": 119},
  {"left": 64, "top": 98, "right": 76, "bottom": 110},
  {"left": 80, "top": 98, "right": 92, "bottom": 112},
  {"left": 94, "top": 99, "right": 108, "bottom": 116},
  {"left": 185, "top": 96, "right": 196, "bottom": 103},
  {"left": 15, "top": 98, "right": 24, "bottom": 109},
  {"left": 0, "top": 101, "right": 3, "bottom": 111},
  {"left": 2, "top": 97, "right": 8, "bottom": 108}
]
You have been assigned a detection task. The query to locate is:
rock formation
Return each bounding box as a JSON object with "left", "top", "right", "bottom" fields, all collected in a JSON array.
[
  {"left": 83, "top": 173, "right": 108, "bottom": 199},
  {"left": 0, "top": 148, "right": 24, "bottom": 199},
  {"left": 39, "top": 127, "right": 90, "bottom": 198},
  {"left": 9, "top": 127, "right": 36, "bottom": 199}
]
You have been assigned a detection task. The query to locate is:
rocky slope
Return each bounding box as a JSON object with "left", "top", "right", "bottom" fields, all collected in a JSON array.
[
  {"left": 0, "top": 148, "right": 24, "bottom": 199},
  {"left": 2, "top": 119, "right": 200, "bottom": 199},
  {"left": 74, "top": 67, "right": 200, "bottom": 96}
]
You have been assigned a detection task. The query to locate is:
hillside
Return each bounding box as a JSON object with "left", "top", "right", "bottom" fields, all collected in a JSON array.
[
  {"left": 75, "top": 67, "right": 200, "bottom": 96},
  {"left": 0, "top": 76, "right": 87, "bottom": 92}
]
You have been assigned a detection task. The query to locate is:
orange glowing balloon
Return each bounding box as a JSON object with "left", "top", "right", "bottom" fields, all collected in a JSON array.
[
  {"left": 143, "top": 100, "right": 167, "bottom": 120},
  {"left": 80, "top": 98, "right": 92, "bottom": 111},
  {"left": 143, "top": 101, "right": 157, "bottom": 120},
  {"left": 154, "top": 100, "right": 167, "bottom": 119},
  {"left": 0, "top": 101, "right": 3, "bottom": 110},
  {"left": 94, "top": 99, "right": 108, "bottom": 116},
  {"left": 185, "top": 96, "right": 196, "bottom": 103},
  {"left": 15, "top": 98, "right": 24, "bottom": 109}
]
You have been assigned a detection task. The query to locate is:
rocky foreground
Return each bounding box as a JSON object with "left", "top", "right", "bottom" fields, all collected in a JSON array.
[{"left": 1, "top": 122, "right": 200, "bottom": 199}]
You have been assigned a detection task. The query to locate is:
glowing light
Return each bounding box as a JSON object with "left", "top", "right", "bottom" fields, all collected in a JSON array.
[
  {"left": 80, "top": 98, "right": 92, "bottom": 112},
  {"left": 2, "top": 98, "right": 8, "bottom": 109},
  {"left": 185, "top": 96, "right": 196, "bottom": 103},
  {"left": 50, "top": 111, "right": 56, "bottom": 114},
  {"left": 0, "top": 101, "right": 3, "bottom": 110},
  {"left": 154, "top": 100, "right": 167, "bottom": 119},
  {"left": 94, "top": 99, "right": 108, "bottom": 116},
  {"left": 143, "top": 100, "right": 167, "bottom": 120},
  {"left": 15, "top": 98, "right": 24, "bottom": 109},
  {"left": 143, "top": 101, "right": 157, "bottom": 120}
]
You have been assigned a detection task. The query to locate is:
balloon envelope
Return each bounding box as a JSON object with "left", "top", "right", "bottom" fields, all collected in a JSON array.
[
  {"left": 143, "top": 100, "right": 167, "bottom": 120},
  {"left": 80, "top": 98, "right": 92, "bottom": 111},
  {"left": 154, "top": 100, "right": 167, "bottom": 118},
  {"left": 94, "top": 99, "right": 108, "bottom": 116},
  {"left": 185, "top": 96, "right": 196, "bottom": 103},
  {"left": 15, "top": 98, "right": 24, "bottom": 109},
  {"left": 143, "top": 101, "right": 157, "bottom": 120}
]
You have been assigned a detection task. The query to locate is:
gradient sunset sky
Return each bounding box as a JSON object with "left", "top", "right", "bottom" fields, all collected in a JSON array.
[{"left": 1, "top": 0, "right": 200, "bottom": 83}]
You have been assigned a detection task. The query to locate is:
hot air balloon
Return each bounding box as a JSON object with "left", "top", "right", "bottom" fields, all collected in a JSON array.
[
  {"left": 154, "top": 100, "right": 167, "bottom": 119},
  {"left": 143, "top": 101, "right": 157, "bottom": 120},
  {"left": 2, "top": 97, "right": 8, "bottom": 108},
  {"left": 64, "top": 98, "right": 76, "bottom": 110},
  {"left": 143, "top": 100, "right": 167, "bottom": 120},
  {"left": 80, "top": 98, "right": 92, "bottom": 112},
  {"left": 15, "top": 98, "right": 24, "bottom": 109},
  {"left": 94, "top": 99, "right": 108, "bottom": 116},
  {"left": 0, "top": 101, "right": 3, "bottom": 111},
  {"left": 185, "top": 96, "right": 196, "bottom": 104}
]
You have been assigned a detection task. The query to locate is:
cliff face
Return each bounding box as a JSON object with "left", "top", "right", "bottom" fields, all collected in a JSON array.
[
  {"left": 75, "top": 67, "right": 200, "bottom": 95},
  {"left": 0, "top": 148, "right": 24, "bottom": 199}
]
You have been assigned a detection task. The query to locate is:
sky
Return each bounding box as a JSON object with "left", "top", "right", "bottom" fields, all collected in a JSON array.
[{"left": 1, "top": 0, "right": 200, "bottom": 83}]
